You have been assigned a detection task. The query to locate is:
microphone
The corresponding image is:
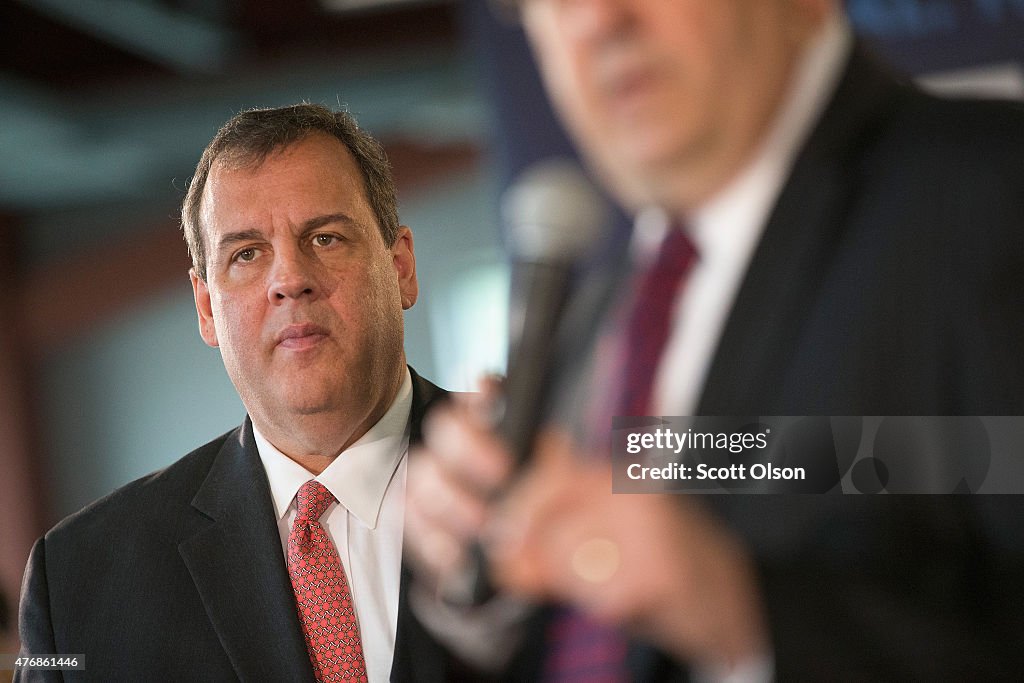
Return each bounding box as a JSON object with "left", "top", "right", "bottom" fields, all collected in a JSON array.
[
  {"left": 451, "top": 159, "right": 612, "bottom": 606},
  {"left": 499, "top": 159, "right": 611, "bottom": 466}
]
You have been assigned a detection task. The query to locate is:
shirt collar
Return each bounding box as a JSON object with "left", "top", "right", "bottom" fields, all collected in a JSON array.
[{"left": 254, "top": 367, "right": 414, "bottom": 530}]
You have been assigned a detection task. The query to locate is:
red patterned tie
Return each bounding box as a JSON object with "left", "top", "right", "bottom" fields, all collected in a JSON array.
[{"left": 288, "top": 480, "right": 367, "bottom": 683}]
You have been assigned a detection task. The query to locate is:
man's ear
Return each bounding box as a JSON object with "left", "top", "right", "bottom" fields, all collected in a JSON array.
[
  {"left": 190, "top": 269, "right": 219, "bottom": 347},
  {"left": 392, "top": 226, "right": 419, "bottom": 310}
]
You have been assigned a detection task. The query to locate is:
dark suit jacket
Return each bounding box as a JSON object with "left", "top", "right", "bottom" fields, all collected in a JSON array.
[
  {"left": 17, "top": 368, "right": 450, "bottom": 682},
  {"left": 410, "top": 49, "right": 1024, "bottom": 681},
  {"left": 625, "top": 49, "right": 1024, "bottom": 680},
  {"left": 685, "top": 47, "right": 1024, "bottom": 682}
]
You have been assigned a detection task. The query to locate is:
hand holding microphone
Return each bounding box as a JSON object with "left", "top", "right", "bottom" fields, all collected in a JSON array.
[
  {"left": 403, "top": 160, "right": 610, "bottom": 603},
  {"left": 402, "top": 161, "right": 769, "bottom": 670}
]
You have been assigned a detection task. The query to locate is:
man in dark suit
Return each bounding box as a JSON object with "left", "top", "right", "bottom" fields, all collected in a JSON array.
[
  {"left": 404, "top": 0, "right": 1024, "bottom": 680},
  {"left": 18, "top": 104, "right": 449, "bottom": 681}
]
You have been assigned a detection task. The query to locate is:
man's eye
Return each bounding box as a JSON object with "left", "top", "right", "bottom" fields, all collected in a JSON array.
[
  {"left": 314, "top": 234, "right": 337, "bottom": 247},
  {"left": 235, "top": 248, "right": 256, "bottom": 262}
]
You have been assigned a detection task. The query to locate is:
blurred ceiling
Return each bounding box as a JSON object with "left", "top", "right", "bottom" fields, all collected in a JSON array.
[{"left": 0, "top": 0, "right": 484, "bottom": 261}]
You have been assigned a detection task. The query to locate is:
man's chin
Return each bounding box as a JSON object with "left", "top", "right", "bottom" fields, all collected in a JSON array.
[{"left": 285, "top": 398, "right": 338, "bottom": 417}]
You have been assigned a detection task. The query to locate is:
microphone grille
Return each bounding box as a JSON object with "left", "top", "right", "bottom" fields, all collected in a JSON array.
[{"left": 501, "top": 159, "right": 611, "bottom": 263}]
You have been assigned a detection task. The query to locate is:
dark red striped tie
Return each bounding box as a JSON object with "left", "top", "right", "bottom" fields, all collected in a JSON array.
[
  {"left": 615, "top": 225, "right": 698, "bottom": 417},
  {"left": 544, "top": 225, "right": 698, "bottom": 682}
]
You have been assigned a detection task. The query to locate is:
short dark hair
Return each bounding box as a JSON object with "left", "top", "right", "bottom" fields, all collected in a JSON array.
[{"left": 182, "top": 103, "right": 400, "bottom": 280}]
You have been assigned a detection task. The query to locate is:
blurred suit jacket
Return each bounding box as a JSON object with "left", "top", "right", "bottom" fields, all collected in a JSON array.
[
  {"left": 407, "top": 49, "right": 1024, "bottom": 681},
  {"left": 17, "top": 369, "right": 453, "bottom": 682},
  {"left": 670, "top": 46, "right": 1024, "bottom": 683}
]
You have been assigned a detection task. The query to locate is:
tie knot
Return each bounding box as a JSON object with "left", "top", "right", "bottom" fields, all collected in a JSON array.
[
  {"left": 295, "top": 480, "right": 335, "bottom": 522},
  {"left": 652, "top": 224, "right": 697, "bottom": 272}
]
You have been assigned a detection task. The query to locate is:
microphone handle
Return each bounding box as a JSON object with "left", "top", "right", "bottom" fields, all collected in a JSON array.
[{"left": 501, "top": 261, "right": 575, "bottom": 463}]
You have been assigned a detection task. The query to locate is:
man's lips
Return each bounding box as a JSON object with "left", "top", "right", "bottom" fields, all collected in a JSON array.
[
  {"left": 606, "top": 67, "right": 659, "bottom": 111},
  {"left": 596, "top": 50, "right": 664, "bottom": 113},
  {"left": 274, "top": 323, "right": 330, "bottom": 350}
]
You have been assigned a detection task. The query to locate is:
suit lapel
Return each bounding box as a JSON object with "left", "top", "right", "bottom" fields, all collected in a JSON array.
[
  {"left": 392, "top": 369, "right": 454, "bottom": 682},
  {"left": 406, "top": 367, "right": 447, "bottom": 448},
  {"left": 179, "top": 420, "right": 315, "bottom": 682},
  {"left": 698, "top": 50, "right": 901, "bottom": 415}
]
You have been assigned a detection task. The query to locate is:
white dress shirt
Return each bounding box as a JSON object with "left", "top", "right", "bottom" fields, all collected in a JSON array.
[
  {"left": 649, "top": 11, "right": 853, "bottom": 418},
  {"left": 254, "top": 367, "right": 413, "bottom": 682}
]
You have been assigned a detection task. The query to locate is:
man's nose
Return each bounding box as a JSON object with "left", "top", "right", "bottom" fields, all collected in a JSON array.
[{"left": 267, "top": 250, "right": 319, "bottom": 302}]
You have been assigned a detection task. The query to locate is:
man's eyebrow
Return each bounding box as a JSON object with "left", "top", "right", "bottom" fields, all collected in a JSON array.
[
  {"left": 216, "top": 229, "right": 265, "bottom": 253},
  {"left": 300, "top": 213, "right": 358, "bottom": 233}
]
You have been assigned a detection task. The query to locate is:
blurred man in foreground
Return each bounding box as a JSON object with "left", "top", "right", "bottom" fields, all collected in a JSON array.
[
  {"left": 405, "top": 0, "right": 1024, "bottom": 679},
  {"left": 18, "top": 104, "right": 444, "bottom": 681}
]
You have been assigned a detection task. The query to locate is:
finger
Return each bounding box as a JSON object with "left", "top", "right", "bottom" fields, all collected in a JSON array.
[
  {"left": 438, "top": 376, "right": 503, "bottom": 426},
  {"left": 485, "top": 439, "right": 657, "bottom": 622},
  {"left": 422, "top": 406, "right": 513, "bottom": 496},
  {"left": 403, "top": 506, "right": 467, "bottom": 578},
  {"left": 484, "top": 430, "right": 589, "bottom": 595},
  {"left": 404, "top": 455, "right": 493, "bottom": 581},
  {"left": 407, "top": 454, "right": 491, "bottom": 540},
  {"left": 475, "top": 374, "right": 505, "bottom": 401}
]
